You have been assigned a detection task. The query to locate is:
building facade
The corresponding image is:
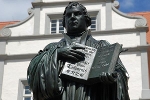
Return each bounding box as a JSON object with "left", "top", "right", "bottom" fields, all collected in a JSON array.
[{"left": 0, "top": 0, "right": 149, "bottom": 100}]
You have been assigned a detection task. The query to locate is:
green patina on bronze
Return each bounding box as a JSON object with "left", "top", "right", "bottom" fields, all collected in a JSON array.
[{"left": 27, "top": 2, "right": 130, "bottom": 100}]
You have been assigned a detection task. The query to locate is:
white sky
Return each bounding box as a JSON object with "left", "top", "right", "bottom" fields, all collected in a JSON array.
[{"left": 0, "top": 0, "right": 34, "bottom": 22}]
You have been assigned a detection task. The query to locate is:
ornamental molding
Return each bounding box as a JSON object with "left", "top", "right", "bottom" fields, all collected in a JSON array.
[
  {"left": 34, "top": 0, "right": 43, "bottom": 2},
  {"left": 112, "top": 1, "right": 147, "bottom": 27},
  {"left": 113, "top": 0, "right": 119, "bottom": 9},
  {"left": 0, "top": 45, "right": 149, "bottom": 60},
  {"left": 0, "top": 27, "right": 147, "bottom": 41},
  {"left": 32, "top": 0, "right": 114, "bottom": 7},
  {"left": 28, "top": 8, "right": 34, "bottom": 15},
  {"left": 3, "top": 10, "right": 34, "bottom": 29},
  {"left": 0, "top": 28, "right": 12, "bottom": 37},
  {"left": 135, "top": 19, "right": 147, "bottom": 27}
]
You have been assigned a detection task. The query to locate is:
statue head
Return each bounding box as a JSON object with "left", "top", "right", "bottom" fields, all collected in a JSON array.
[{"left": 62, "top": 2, "right": 91, "bottom": 34}]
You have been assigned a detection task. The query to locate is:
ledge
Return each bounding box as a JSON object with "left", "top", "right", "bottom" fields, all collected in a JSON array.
[
  {"left": 32, "top": 0, "right": 114, "bottom": 7},
  {"left": 0, "top": 27, "right": 147, "bottom": 41},
  {"left": 92, "top": 27, "right": 148, "bottom": 35},
  {"left": 0, "top": 45, "right": 149, "bottom": 60},
  {"left": 123, "top": 45, "right": 149, "bottom": 53},
  {"left": 0, "top": 54, "right": 36, "bottom": 60}
]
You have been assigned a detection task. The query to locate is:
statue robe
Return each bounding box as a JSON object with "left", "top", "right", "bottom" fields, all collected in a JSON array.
[{"left": 27, "top": 33, "right": 130, "bottom": 100}]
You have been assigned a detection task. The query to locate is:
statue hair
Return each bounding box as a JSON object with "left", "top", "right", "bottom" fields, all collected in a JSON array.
[{"left": 62, "top": 2, "right": 91, "bottom": 27}]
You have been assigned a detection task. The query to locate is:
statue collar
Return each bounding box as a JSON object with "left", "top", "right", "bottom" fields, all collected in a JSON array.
[{"left": 62, "top": 30, "right": 91, "bottom": 46}]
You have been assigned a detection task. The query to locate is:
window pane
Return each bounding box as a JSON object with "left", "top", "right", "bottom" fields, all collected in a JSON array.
[
  {"left": 59, "top": 22, "right": 62, "bottom": 25},
  {"left": 90, "top": 17, "right": 96, "bottom": 31},
  {"left": 25, "top": 86, "right": 30, "bottom": 89},
  {"left": 24, "top": 97, "right": 31, "bottom": 100},
  {"left": 59, "top": 19, "right": 64, "bottom": 33},
  {"left": 59, "top": 19, "right": 63, "bottom": 23},
  {"left": 59, "top": 19, "right": 62, "bottom": 22},
  {"left": 91, "top": 21, "right": 96, "bottom": 24},
  {"left": 59, "top": 24, "right": 63, "bottom": 27},
  {"left": 25, "top": 86, "right": 31, "bottom": 94},
  {"left": 59, "top": 27, "right": 64, "bottom": 30},
  {"left": 51, "top": 24, "right": 56, "bottom": 27},
  {"left": 91, "top": 17, "right": 96, "bottom": 20},
  {"left": 25, "top": 89, "right": 31, "bottom": 94},
  {"left": 51, "top": 28, "right": 56, "bottom": 31},
  {"left": 51, "top": 20, "right": 57, "bottom": 23},
  {"left": 51, "top": 19, "right": 57, "bottom": 34},
  {"left": 91, "top": 25, "right": 96, "bottom": 28}
]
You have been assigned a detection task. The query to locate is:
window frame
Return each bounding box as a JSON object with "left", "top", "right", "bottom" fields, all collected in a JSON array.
[
  {"left": 23, "top": 85, "right": 33, "bottom": 100},
  {"left": 50, "top": 16, "right": 97, "bottom": 34},
  {"left": 88, "top": 16, "right": 97, "bottom": 31},
  {"left": 17, "top": 79, "right": 33, "bottom": 100},
  {"left": 46, "top": 11, "right": 99, "bottom": 34},
  {"left": 50, "top": 19, "right": 66, "bottom": 34}
]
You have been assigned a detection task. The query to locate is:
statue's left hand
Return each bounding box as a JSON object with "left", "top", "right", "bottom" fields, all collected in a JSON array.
[{"left": 99, "top": 72, "right": 117, "bottom": 84}]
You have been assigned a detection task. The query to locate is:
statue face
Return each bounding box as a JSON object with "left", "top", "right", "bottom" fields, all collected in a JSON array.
[{"left": 64, "top": 5, "right": 87, "bottom": 34}]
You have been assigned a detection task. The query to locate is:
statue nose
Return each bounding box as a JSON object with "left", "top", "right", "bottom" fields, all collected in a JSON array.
[
  {"left": 70, "top": 13, "right": 76, "bottom": 21},
  {"left": 71, "top": 13, "right": 75, "bottom": 18}
]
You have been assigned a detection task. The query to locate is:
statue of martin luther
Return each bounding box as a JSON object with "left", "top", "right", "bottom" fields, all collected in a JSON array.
[{"left": 27, "top": 2, "right": 130, "bottom": 100}]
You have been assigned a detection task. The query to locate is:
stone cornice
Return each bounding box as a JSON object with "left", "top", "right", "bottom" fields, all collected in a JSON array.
[
  {"left": 0, "top": 54, "right": 36, "bottom": 60},
  {"left": 0, "top": 27, "right": 148, "bottom": 41},
  {"left": 32, "top": 0, "right": 114, "bottom": 7},
  {"left": 0, "top": 45, "right": 149, "bottom": 60}
]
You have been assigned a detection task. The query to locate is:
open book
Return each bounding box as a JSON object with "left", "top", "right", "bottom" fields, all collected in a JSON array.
[{"left": 60, "top": 43, "right": 122, "bottom": 85}]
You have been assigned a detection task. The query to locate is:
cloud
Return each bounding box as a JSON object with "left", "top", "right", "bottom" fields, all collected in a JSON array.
[
  {"left": 119, "top": 0, "right": 135, "bottom": 8},
  {"left": 118, "top": 0, "right": 150, "bottom": 13},
  {"left": 0, "top": 0, "right": 34, "bottom": 21}
]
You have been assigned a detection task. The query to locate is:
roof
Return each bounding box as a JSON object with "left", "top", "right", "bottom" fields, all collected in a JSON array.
[{"left": 0, "top": 21, "right": 19, "bottom": 30}]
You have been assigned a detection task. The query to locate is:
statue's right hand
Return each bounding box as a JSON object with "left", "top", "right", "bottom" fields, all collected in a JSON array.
[{"left": 57, "top": 46, "right": 85, "bottom": 62}]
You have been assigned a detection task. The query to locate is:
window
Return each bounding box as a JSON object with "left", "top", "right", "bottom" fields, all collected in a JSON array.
[
  {"left": 23, "top": 85, "right": 33, "bottom": 100},
  {"left": 51, "top": 20, "right": 57, "bottom": 33},
  {"left": 51, "top": 19, "right": 65, "bottom": 34},
  {"left": 18, "top": 79, "right": 33, "bottom": 100},
  {"left": 50, "top": 16, "right": 96, "bottom": 34},
  {"left": 89, "top": 17, "right": 97, "bottom": 31}
]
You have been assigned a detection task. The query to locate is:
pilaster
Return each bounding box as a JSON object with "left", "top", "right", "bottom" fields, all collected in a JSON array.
[
  {"left": 106, "top": 1, "right": 112, "bottom": 30},
  {"left": 34, "top": 7, "right": 41, "bottom": 35},
  {"left": 0, "top": 42, "right": 6, "bottom": 100}
]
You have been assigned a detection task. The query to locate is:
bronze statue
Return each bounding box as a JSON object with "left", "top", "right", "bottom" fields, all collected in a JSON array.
[{"left": 27, "top": 2, "right": 130, "bottom": 100}]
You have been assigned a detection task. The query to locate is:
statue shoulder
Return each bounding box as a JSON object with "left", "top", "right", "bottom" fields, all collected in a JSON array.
[
  {"left": 43, "top": 39, "right": 65, "bottom": 51},
  {"left": 86, "top": 36, "right": 110, "bottom": 48},
  {"left": 43, "top": 42, "right": 58, "bottom": 51},
  {"left": 98, "top": 40, "right": 110, "bottom": 47}
]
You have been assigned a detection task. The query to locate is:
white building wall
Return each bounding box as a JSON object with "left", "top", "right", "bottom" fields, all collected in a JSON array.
[
  {"left": 112, "top": 10, "right": 137, "bottom": 30},
  {"left": 6, "top": 38, "right": 60, "bottom": 55},
  {"left": 2, "top": 60, "right": 30, "bottom": 100},
  {"left": 93, "top": 32, "right": 140, "bottom": 47},
  {"left": 9, "top": 16, "right": 34, "bottom": 36},
  {"left": 120, "top": 53, "right": 142, "bottom": 99}
]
